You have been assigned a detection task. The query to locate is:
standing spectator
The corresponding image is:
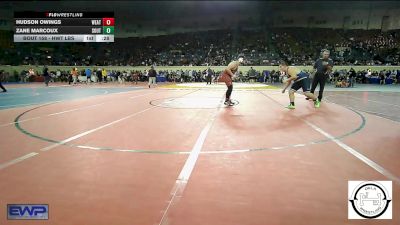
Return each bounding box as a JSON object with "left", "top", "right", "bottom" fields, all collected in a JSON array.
[
  {"left": 85, "top": 67, "right": 92, "bottom": 84},
  {"left": 171, "top": 71, "right": 177, "bottom": 83},
  {"left": 367, "top": 69, "right": 372, "bottom": 77},
  {"left": 349, "top": 68, "right": 356, "bottom": 87},
  {"left": 271, "top": 70, "right": 277, "bottom": 83},
  {"left": 102, "top": 68, "right": 107, "bottom": 83},
  {"left": 379, "top": 71, "right": 386, "bottom": 85},
  {"left": 0, "top": 70, "right": 7, "bottom": 92},
  {"left": 206, "top": 67, "right": 213, "bottom": 85},
  {"left": 396, "top": 70, "right": 400, "bottom": 84},
  {"left": 43, "top": 66, "right": 50, "bottom": 87},
  {"left": 144, "top": 69, "right": 148, "bottom": 82},
  {"left": 96, "top": 68, "right": 102, "bottom": 83},
  {"left": 71, "top": 67, "right": 78, "bottom": 85},
  {"left": 386, "top": 70, "right": 392, "bottom": 84},
  {"left": 390, "top": 70, "right": 396, "bottom": 84},
  {"left": 248, "top": 67, "right": 256, "bottom": 83},
  {"left": 189, "top": 69, "right": 193, "bottom": 82},
  {"left": 148, "top": 66, "right": 157, "bottom": 88},
  {"left": 177, "top": 70, "right": 182, "bottom": 83},
  {"left": 365, "top": 69, "right": 372, "bottom": 84},
  {"left": 263, "top": 70, "right": 269, "bottom": 83}
]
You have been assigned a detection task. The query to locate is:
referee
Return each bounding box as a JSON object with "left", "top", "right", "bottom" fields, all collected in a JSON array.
[{"left": 306, "top": 49, "right": 333, "bottom": 102}]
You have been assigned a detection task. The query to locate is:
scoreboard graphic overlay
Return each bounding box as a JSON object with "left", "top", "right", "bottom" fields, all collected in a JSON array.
[{"left": 14, "top": 12, "right": 114, "bottom": 42}]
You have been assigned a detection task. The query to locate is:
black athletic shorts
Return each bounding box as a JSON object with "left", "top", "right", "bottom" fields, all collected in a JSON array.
[{"left": 291, "top": 78, "right": 310, "bottom": 92}]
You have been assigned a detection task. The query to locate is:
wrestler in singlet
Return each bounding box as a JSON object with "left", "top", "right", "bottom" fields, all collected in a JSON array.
[
  {"left": 220, "top": 59, "right": 242, "bottom": 106},
  {"left": 280, "top": 61, "right": 320, "bottom": 109},
  {"left": 220, "top": 65, "right": 237, "bottom": 86}
]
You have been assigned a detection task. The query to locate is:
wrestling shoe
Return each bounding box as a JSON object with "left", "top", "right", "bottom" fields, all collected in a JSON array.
[
  {"left": 314, "top": 99, "right": 320, "bottom": 108},
  {"left": 286, "top": 104, "right": 296, "bottom": 109},
  {"left": 224, "top": 100, "right": 235, "bottom": 106}
]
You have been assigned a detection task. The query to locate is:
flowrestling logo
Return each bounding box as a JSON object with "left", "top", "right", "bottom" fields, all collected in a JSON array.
[
  {"left": 7, "top": 204, "right": 49, "bottom": 220},
  {"left": 348, "top": 181, "right": 392, "bottom": 219}
]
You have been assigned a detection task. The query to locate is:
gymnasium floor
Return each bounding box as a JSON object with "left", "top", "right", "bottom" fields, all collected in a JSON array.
[{"left": 0, "top": 82, "right": 399, "bottom": 225}]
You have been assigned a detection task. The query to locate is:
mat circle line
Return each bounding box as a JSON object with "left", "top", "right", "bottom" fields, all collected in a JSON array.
[{"left": 13, "top": 98, "right": 366, "bottom": 155}]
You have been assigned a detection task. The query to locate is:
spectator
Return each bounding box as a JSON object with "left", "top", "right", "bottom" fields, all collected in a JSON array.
[
  {"left": 148, "top": 66, "right": 157, "bottom": 88},
  {"left": 349, "top": 68, "right": 356, "bottom": 87},
  {"left": 262, "top": 70, "right": 269, "bottom": 83},
  {"left": 43, "top": 65, "right": 50, "bottom": 87},
  {"left": 206, "top": 67, "right": 213, "bottom": 85},
  {"left": 96, "top": 68, "right": 102, "bottom": 83},
  {"left": 85, "top": 68, "right": 92, "bottom": 84},
  {"left": 71, "top": 67, "right": 78, "bottom": 85},
  {"left": 102, "top": 68, "right": 107, "bottom": 83},
  {"left": 0, "top": 70, "right": 7, "bottom": 92},
  {"left": 379, "top": 70, "right": 386, "bottom": 85}
]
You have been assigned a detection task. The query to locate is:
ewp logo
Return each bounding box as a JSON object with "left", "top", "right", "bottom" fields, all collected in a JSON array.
[{"left": 7, "top": 204, "right": 49, "bottom": 220}]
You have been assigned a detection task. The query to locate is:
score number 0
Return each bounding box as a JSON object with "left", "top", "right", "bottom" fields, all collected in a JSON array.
[
  {"left": 102, "top": 18, "right": 114, "bottom": 35},
  {"left": 102, "top": 18, "right": 114, "bottom": 26}
]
